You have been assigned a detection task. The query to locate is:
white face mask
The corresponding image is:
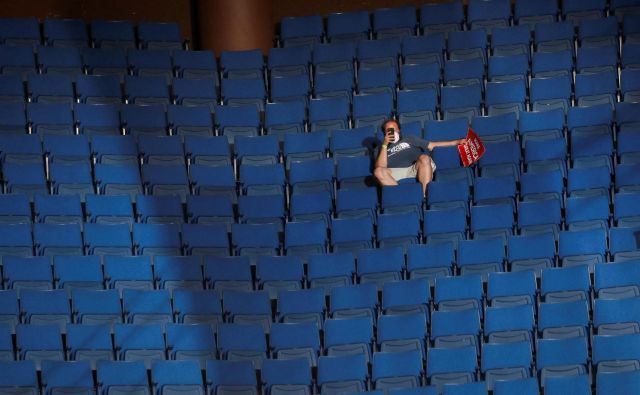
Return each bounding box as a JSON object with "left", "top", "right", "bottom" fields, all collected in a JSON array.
[{"left": 393, "top": 132, "right": 400, "bottom": 143}]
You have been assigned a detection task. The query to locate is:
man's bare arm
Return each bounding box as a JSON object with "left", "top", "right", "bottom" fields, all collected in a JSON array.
[
  {"left": 427, "top": 138, "right": 467, "bottom": 151},
  {"left": 375, "top": 132, "right": 395, "bottom": 168}
]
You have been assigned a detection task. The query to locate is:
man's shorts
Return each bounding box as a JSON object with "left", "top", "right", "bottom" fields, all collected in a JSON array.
[{"left": 388, "top": 157, "right": 437, "bottom": 181}]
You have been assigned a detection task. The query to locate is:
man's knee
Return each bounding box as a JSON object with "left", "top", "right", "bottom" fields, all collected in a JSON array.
[{"left": 416, "top": 155, "right": 432, "bottom": 169}]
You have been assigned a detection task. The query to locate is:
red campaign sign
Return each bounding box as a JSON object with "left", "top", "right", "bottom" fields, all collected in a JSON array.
[{"left": 458, "top": 128, "right": 485, "bottom": 167}]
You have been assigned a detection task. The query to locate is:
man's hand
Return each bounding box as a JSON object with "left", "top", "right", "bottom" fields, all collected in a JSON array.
[
  {"left": 383, "top": 132, "right": 395, "bottom": 146},
  {"left": 458, "top": 138, "right": 468, "bottom": 145}
]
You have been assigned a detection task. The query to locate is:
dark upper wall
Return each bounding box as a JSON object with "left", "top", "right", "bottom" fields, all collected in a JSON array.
[{"left": 0, "top": 0, "right": 193, "bottom": 43}]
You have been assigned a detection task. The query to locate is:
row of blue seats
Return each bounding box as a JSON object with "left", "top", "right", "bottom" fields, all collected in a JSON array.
[
  {"left": 2, "top": 352, "right": 637, "bottom": 395},
  {"left": 278, "top": 0, "right": 640, "bottom": 45},
  {"left": 0, "top": 218, "right": 637, "bottom": 271},
  {"left": 0, "top": 18, "right": 183, "bottom": 49}
]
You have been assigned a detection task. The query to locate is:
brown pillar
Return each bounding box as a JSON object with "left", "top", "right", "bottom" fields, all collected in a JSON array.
[{"left": 196, "top": 0, "right": 274, "bottom": 54}]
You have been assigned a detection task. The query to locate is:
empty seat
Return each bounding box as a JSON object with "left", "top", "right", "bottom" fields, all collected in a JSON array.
[
  {"left": 142, "top": 164, "right": 189, "bottom": 201},
  {"left": 16, "top": 324, "right": 64, "bottom": 369},
  {"left": 481, "top": 341, "right": 533, "bottom": 391},
  {"left": 122, "top": 289, "right": 173, "bottom": 327},
  {"left": 317, "top": 354, "right": 368, "bottom": 395},
  {"left": 104, "top": 256, "right": 153, "bottom": 294},
  {"left": 138, "top": 22, "right": 182, "bottom": 50},
  {"left": 327, "top": 10, "right": 370, "bottom": 43},
  {"left": 76, "top": 74, "right": 123, "bottom": 105},
  {"left": 434, "top": 275, "right": 484, "bottom": 313},
  {"left": 53, "top": 255, "right": 104, "bottom": 294},
  {"left": 539, "top": 300, "right": 590, "bottom": 339},
  {"left": 215, "top": 104, "right": 260, "bottom": 143},
  {"left": 132, "top": 223, "right": 181, "bottom": 256},
  {"left": 72, "top": 289, "right": 123, "bottom": 328},
  {"left": 154, "top": 256, "right": 204, "bottom": 293},
  {"left": 127, "top": 49, "right": 173, "bottom": 80},
  {"left": 121, "top": 104, "right": 167, "bottom": 137},
  {"left": 427, "top": 346, "right": 478, "bottom": 390},
  {"left": 75, "top": 104, "right": 121, "bottom": 136},
  {"left": 49, "top": 163, "right": 94, "bottom": 200},
  {"left": 33, "top": 223, "right": 83, "bottom": 256},
  {"left": 0, "top": 16, "right": 41, "bottom": 46},
  {"left": 37, "top": 46, "right": 83, "bottom": 77},
  {"left": 42, "top": 18, "right": 87, "bottom": 48},
  {"left": 536, "top": 337, "right": 589, "bottom": 387},
  {"left": 66, "top": 324, "right": 113, "bottom": 368},
  {"left": 406, "top": 242, "right": 455, "bottom": 286},
  {"left": 217, "top": 323, "right": 267, "bottom": 369},
  {"left": 419, "top": 2, "right": 464, "bottom": 36},
  {"left": 173, "top": 289, "right": 222, "bottom": 327},
  {"left": 173, "top": 50, "right": 218, "bottom": 80},
  {"left": 206, "top": 360, "right": 257, "bottom": 395},
  {"left": 90, "top": 20, "right": 135, "bottom": 49},
  {"left": 26, "top": 74, "right": 74, "bottom": 105},
  {"left": 84, "top": 223, "right": 133, "bottom": 255},
  {"left": 3, "top": 256, "right": 52, "bottom": 294},
  {"left": 280, "top": 15, "right": 324, "bottom": 47},
  {"left": 124, "top": 75, "right": 170, "bottom": 106},
  {"left": 540, "top": 265, "right": 591, "bottom": 304},
  {"left": 220, "top": 49, "right": 264, "bottom": 80},
  {"left": 27, "top": 102, "right": 74, "bottom": 135},
  {"left": 373, "top": 6, "right": 417, "bottom": 39},
  {"left": 468, "top": 0, "right": 511, "bottom": 34},
  {"left": 114, "top": 323, "right": 166, "bottom": 369},
  {"left": 0, "top": 360, "right": 38, "bottom": 395},
  {"left": 151, "top": 360, "right": 206, "bottom": 395}
]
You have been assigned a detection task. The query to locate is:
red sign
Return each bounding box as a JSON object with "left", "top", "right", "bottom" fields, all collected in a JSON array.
[{"left": 458, "top": 128, "right": 485, "bottom": 167}]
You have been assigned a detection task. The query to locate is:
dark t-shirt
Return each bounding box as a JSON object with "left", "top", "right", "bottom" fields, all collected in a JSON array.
[{"left": 385, "top": 135, "right": 431, "bottom": 168}]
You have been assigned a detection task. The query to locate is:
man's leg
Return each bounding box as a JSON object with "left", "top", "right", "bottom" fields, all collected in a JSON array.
[
  {"left": 415, "top": 154, "right": 433, "bottom": 196},
  {"left": 374, "top": 167, "right": 399, "bottom": 186}
]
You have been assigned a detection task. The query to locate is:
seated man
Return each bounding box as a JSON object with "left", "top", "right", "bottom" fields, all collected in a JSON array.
[{"left": 374, "top": 119, "right": 466, "bottom": 196}]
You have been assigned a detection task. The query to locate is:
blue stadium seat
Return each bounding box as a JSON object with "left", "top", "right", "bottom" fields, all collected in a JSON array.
[
  {"left": 234, "top": 135, "right": 279, "bottom": 166},
  {"left": 27, "top": 102, "right": 74, "bottom": 135},
  {"left": 406, "top": 243, "right": 455, "bottom": 285},
  {"left": 488, "top": 54, "right": 529, "bottom": 83},
  {"left": 214, "top": 104, "right": 260, "bottom": 143},
  {"left": 16, "top": 324, "right": 64, "bottom": 370},
  {"left": 66, "top": 324, "right": 113, "bottom": 368},
  {"left": 75, "top": 103, "right": 121, "bottom": 136},
  {"left": 220, "top": 49, "right": 264, "bottom": 80},
  {"left": 0, "top": 74, "right": 25, "bottom": 104},
  {"left": 147, "top": 323, "right": 193, "bottom": 363},
  {"left": 34, "top": 223, "right": 83, "bottom": 256},
  {"left": 401, "top": 33, "right": 446, "bottom": 66},
  {"left": 467, "top": 0, "right": 511, "bottom": 34},
  {"left": 484, "top": 305, "right": 535, "bottom": 343},
  {"left": 335, "top": 187, "right": 378, "bottom": 223},
  {"left": 444, "top": 58, "right": 484, "bottom": 87},
  {"left": 622, "top": 42, "right": 640, "bottom": 69},
  {"left": 565, "top": 194, "right": 610, "bottom": 232},
  {"left": 577, "top": 45, "right": 619, "bottom": 74},
  {"left": 474, "top": 175, "right": 516, "bottom": 210},
  {"left": 3, "top": 256, "right": 52, "bottom": 294},
  {"left": 71, "top": 289, "right": 122, "bottom": 328},
  {"left": 122, "top": 289, "right": 173, "bottom": 327},
  {"left": 494, "top": 377, "right": 539, "bottom": 395},
  {"left": 84, "top": 222, "right": 132, "bottom": 255},
  {"left": 94, "top": 164, "right": 143, "bottom": 202},
  {"left": 220, "top": 78, "right": 266, "bottom": 111},
  {"left": 151, "top": 360, "right": 205, "bottom": 395},
  {"left": 153, "top": 256, "right": 204, "bottom": 293},
  {"left": 0, "top": 360, "right": 38, "bottom": 395},
  {"left": 41, "top": 361, "right": 94, "bottom": 395},
  {"left": 255, "top": 255, "right": 305, "bottom": 299},
  {"left": 431, "top": 309, "right": 481, "bottom": 353},
  {"left": 114, "top": 323, "right": 166, "bottom": 369},
  {"left": 269, "top": 45, "right": 311, "bottom": 77},
  {"left": 231, "top": 223, "right": 280, "bottom": 258},
  {"left": 81, "top": 47, "right": 128, "bottom": 81},
  {"left": 610, "top": 226, "right": 640, "bottom": 261},
  {"left": 314, "top": 69, "right": 354, "bottom": 102},
  {"left": 579, "top": 16, "right": 619, "bottom": 48},
  {"left": 381, "top": 278, "right": 430, "bottom": 316},
  {"left": 307, "top": 252, "right": 355, "bottom": 293},
  {"left": 173, "top": 289, "right": 222, "bottom": 327},
  {"left": 90, "top": 20, "right": 135, "bottom": 49},
  {"left": 532, "top": 50, "right": 574, "bottom": 78},
  {"left": 472, "top": 112, "right": 517, "bottom": 144},
  {"left": 33, "top": 194, "right": 82, "bottom": 227},
  {"left": 485, "top": 79, "right": 526, "bottom": 117},
  {"left": 491, "top": 25, "right": 531, "bottom": 57},
  {"left": 0, "top": 46, "right": 36, "bottom": 79},
  {"left": 377, "top": 212, "right": 421, "bottom": 250},
  {"left": 434, "top": 275, "right": 484, "bottom": 312},
  {"left": 277, "top": 287, "right": 325, "bottom": 330},
  {"left": 597, "top": 370, "right": 640, "bottom": 395},
  {"left": 36, "top": 46, "right": 83, "bottom": 77},
  {"left": 440, "top": 83, "right": 483, "bottom": 121},
  {"left": 524, "top": 137, "right": 567, "bottom": 177},
  {"left": 206, "top": 360, "right": 257, "bottom": 395},
  {"left": 356, "top": 247, "right": 405, "bottom": 288},
  {"left": 540, "top": 265, "right": 591, "bottom": 303},
  {"left": 563, "top": 0, "right": 606, "bottom": 25},
  {"left": 167, "top": 105, "right": 213, "bottom": 138},
  {"left": 137, "top": 136, "right": 185, "bottom": 166},
  {"left": 141, "top": 164, "right": 190, "bottom": 201},
  {"left": 487, "top": 270, "right": 537, "bottom": 307},
  {"left": 280, "top": 15, "right": 324, "bottom": 47},
  {"left": 397, "top": 88, "right": 437, "bottom": 129},
  {"left": 182, "top": 223, "right": 229, "bottom": 256},
  {"left": 264, "top": 100, "right": 306, "bottom": 140},
  {"left": 423, "top": 207, "right": 466, "bottom": 250},
  {"left": 357, "top": 38, "right": 401, "bottom": 72},
  {"left": 138, "top": 21, "right": 182, "bottom": 50},
  {"left": 519, "top": 198, "right": 564, "bottom": 238},
  {"left": 0, "top": 134, "right": 42, "bottom": 165},
  {"left": 478, "top": 140, "right": 521, "bottom": 181},
  {"left": 317, "top": 353, "right": 368, "bottom": 395},
  {"left": 0, "top": 194, "right": 31, "bottom": 224},
  {"left": 49, "top": 162, "right": 94, "bottom": 200},
  {"left": 352, "top": 92, "right": 393, "bottom": 129},
  {"left": 53, "top": 255, "right": 103, "bottom": 293},
  {"left": 595, "top": 260, "right": 640, "bottom": 298},
  {"left": 43, "top": 134, "right": 90, "bottom": 165},
  {"left": 289, "top": 190, "right": 332, "bottom": 226},
  {"left": 127, "top": 49, "right": 173, "bottom": 80},
  {"left": 171, "top": 78, "right": 217, "bottom": 110},
  {"left": 530, "top": 75, "right": 573, "bottom": 113},
  {"left": 121, "top": 104, "right": 167, "bottom": 137},
  {"left": 373, "top": 6, "right": 417, "bottom": 39},
  {"left": 185, "top": 195, "right": 234, "bottom": 227},
  {"left": 217, "top": 323, "right": 267, "bottom": 369},
  {"left": 313, "top": 42, "right": 357, "bottom": 74},
  {"left": 103, "top": 256, "right": 154, "bottom": 294},
  {"left": 132, "top": 223, "right": 181, "bottom": 256},
  {"left": 558, "top": 228, "right": 608, "bottom": 269},
  {"left": 0, "top": 291, "right": 19, "bottom": 334},
  {"left": 426, "top": 346, "right": 478, "bottom": 390},
  {"left": 536, "top": 336, "right": 589, "bottom": 387},
  {"left": 26, "top": 73, "right": 74, "bottom": 105},
  {"left": 481, "top": 341, "right": 532, "bottom": 391},
  {"left": 372, "top": 350, "right": 423, "bottom": 391},
  {"left": 2, "top": 163, "right": 48, "bottom": 201},
  {"left": 330, "top": 283, "right": 378, "bottom": 325},
  {"left": 508, "top": 233, "right": 556, "bottom": 274},
  {"left": 189, "top": 165, "right": 236, "bottom": 203},
  {"left": 203, "top": 256, "right": 253, "bottom": 293},
  {"left": 42, "top": 18, "right": 87, "bottom": 48},
  {"left": 458, "top": 237, "right": 507, "bottom": 278},
  {"left": 615, "top": 163, "right": 640, "bottom": 192},
  {"left": 327, "top": 10, "right": 370, "bottom": 43},
  {"left": 515, "top": 0, "right": 558, "bottom": 30},
  {"left": 0, "top": 17, "right": 40, "bottom": 46},
  {"left": 270, "top": 74, "right": 310, "bottom": 105},
  {"left": 331, "top": 216, "right": 374, "bottom": 252},
  {"left": 539, "top": 300, "right": 590, "bottom": 339},
  {"left": 426, "top": 178, "right": 470, "bottom": 214},
  {"left": 447, "top": 30, "right": 487, "bottom": 63},
  {"left": 284, "top": 220, "right": 328, "bottom": 257},
  {"left": 261, "top": 358, "right": 313, "bottom": 395},
  {"left": 419, "top": 2, "right": 464, "bottom": 36},
  {"left": 535, "top": 21, "right": 574, "bottom": 53},
  {"left": 97, "top": 361, "right": 148, "bottom": 395},
  {"left": 173, "top": 50, "right": 218, "bottom": 80},
  {"left": 594, "top": 296, "right": 640, "bottom": 335}
]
